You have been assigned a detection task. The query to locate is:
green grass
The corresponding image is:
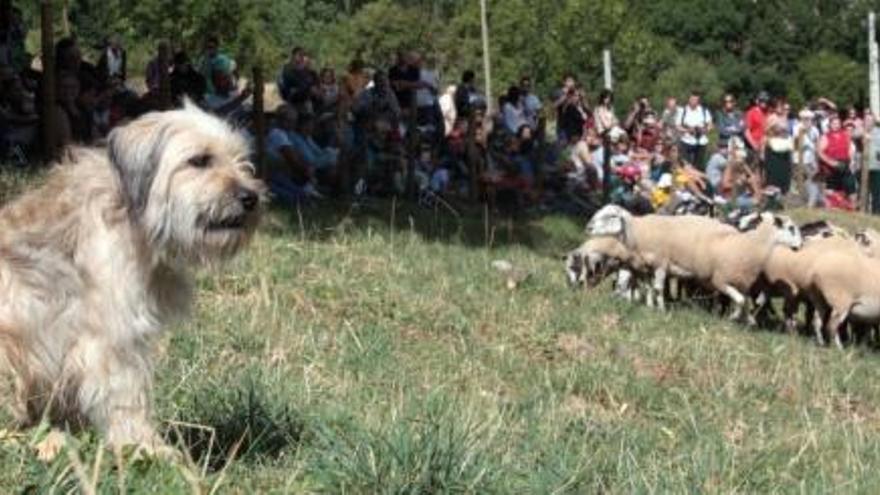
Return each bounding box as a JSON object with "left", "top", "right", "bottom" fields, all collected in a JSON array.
[{"left": 3, "top": 169, "right": 880, "bottom": 492}]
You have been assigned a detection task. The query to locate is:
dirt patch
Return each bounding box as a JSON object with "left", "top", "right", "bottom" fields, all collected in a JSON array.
[{"left": 556, "top": 333, "right": 597, "bottom": 360}]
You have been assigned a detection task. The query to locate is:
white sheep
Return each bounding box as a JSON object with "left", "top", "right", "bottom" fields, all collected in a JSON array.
[
  {"left": 760, "top": 222, "right": 861, "bottom": 333},
  {"left": 586, "top": 205, "right": 733, "bottom": 311},
  {"left": 803, "top": 244, "right": 880, "bottom": 348},
  {"left": 588, "top": 206, "right": 803, "bottom": 321}
]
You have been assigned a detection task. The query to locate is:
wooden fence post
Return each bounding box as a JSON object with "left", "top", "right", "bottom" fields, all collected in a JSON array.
[
  {"left": 40, "top": 0, "right": 57, "bottom": 163},
  {"left": 252, "top": 66, "right": 266, "bottom": 179}
]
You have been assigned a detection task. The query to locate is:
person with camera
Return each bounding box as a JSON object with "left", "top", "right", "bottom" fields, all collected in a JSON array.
[
  {"left": 676, "top": 90, "right": 713, "bottom": 170},
  {"left": 557, "top": 86, "right": 589, "bottom": 143}
]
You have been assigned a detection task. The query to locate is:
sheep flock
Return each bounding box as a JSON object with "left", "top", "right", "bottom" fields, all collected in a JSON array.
[{"left": 566, "top": 205, "right": 880, "bottom": 350}]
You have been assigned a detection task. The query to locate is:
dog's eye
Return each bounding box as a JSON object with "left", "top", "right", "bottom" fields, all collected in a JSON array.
[{"left": 188, "top": 154, "right": 212, "bottom": 168}]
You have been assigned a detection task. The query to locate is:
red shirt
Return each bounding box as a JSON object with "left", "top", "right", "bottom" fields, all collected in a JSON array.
[
  {"left": 824, "top": 129, "right": 851, "bottom": 162},
  {"left": 745, "top": 106, "right": 766, "bottom": 149}
]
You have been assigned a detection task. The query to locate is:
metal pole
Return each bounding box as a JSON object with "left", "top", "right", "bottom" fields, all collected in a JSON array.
[
  {"left": 603, "top": 49, "right": 612, "bottom": 91},
  {"left": 863, "top": 12, "right": 879, "bottom": 212},
  {"left": 40, "top": 0, "right": 57, "bottom": 162},
  {"left": 480, "top": 0, "right": 493, "bottom": 114}
]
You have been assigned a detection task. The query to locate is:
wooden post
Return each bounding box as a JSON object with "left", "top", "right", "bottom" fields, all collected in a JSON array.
[
  {"left": 480, "top": 0, "right": 493, "bottom": 114},
  {"left": 40, "top": 0, "right": 57, "bottom": 163},
  {"left": 252, "top": 66, "right": 266, "bottom": 180}
]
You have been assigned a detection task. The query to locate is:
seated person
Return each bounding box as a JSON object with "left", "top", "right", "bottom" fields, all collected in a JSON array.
[
  {"left": 0, "top": 70, "right": 38, "bottom": 156},
  {"left": 265, "top": 105, "right": 325, "bottom": 203},
  {"left": 170, "top": 51, "right": 207, "bottom": 105},
  {"left": 286, "top": 112, "right": 339, "bottom": 186},
  {"left": 53, "top": 71, "right": 98, "bottom": 150},
  {"left": 203, "top": 60, "right": 251, "bottom": 119}
]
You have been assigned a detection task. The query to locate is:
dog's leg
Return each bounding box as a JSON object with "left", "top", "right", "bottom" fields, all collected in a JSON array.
[{"left": 72, "top": 340, "right": 163, "bottom": 452}]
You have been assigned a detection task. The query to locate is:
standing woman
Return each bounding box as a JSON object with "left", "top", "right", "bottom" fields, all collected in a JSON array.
[
  {"left": 763, "top": 98, "right": 794, "bottom": 195},
  {"left": 594, "top": 89, "right": 618, "bottom": 136},
  {"left": 818, "top": 114, "right": 856, "bottom": 203}
]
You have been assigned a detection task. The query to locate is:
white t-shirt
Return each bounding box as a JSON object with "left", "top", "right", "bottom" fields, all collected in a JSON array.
[
  {"left": 677, "top": 105, "right": 712, "bottom": 146},
  {"left": 416, "top": 68, "right": 439, "bottom": 108}
]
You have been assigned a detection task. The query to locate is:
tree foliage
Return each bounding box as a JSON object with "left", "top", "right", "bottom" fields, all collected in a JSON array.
[{"left": 16, "top": 0, "right": 877, "bottom": 109}]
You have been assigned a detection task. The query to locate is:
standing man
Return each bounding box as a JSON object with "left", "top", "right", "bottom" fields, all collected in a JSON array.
[
  {"left": 676, "top": 90, "right": 713, "bottom": 169},
  {"left": 716, "top": 93, "right": 743, "bottom": 151},
  {"left": 519, "top": 75, "right": 543, "bottom": 132}
]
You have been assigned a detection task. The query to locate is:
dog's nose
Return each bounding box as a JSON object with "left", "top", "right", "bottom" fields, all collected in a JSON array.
[{"left": 236, "top": 188, "right": 259, "bottom": 212}]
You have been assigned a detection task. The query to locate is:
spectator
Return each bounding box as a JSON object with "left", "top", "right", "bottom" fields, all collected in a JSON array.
[
  {"left": 634, "top": 112, "right": 660, "bottom": 152},
  {"left": 415, "top": 55, "right": 441, "bottom": 131},
  {"left": 454, "top": 70, "right": 478, "bottom": 120},
  {"left": 716, "top": 93, "right": 743, "bottom": 150},
  {"left": 502, "top": 85, "right": 528, "bottom": 135},
  {"left": 0, "top": 3, "right": 27, "bottom": 72},
  {"left": 660, "top": 96, "right": 680, "bottom": 144},
  {"left": 793, "top": 108, "right": 822, "bottom": 207},
  {"left": 53, "top": 71, "right": 97, "bottom": 150},
  {"left": 287, "top": 112, "right": 339, "bottom": 191},
  {"left": 278, "top": 46, "right": 319, "bottom": 112},
  {"left": 553, "top": 74, "right": 577, "bottom": 124},
  {"left": 867, "top": 115, "right": 880, "bottom": 214},
  {"left": 388, "top": 50, "right": 422, "bottom": 116},
  {"left": 519, "top": 76, "right": 542, "bottom": 131},
  {"left": 0, "top": 70, "right": 37, "bottom": 160},
  {"left": 351, "top": 70, "right": 403, "bottom": 193},
  {"left": 265, "top": 104, "right": 322, "bottom": 203},
  {"left": 55, "top": 37, "right": 99, "bottom": 89},
  {"left": 145, "top": 40, "right": 171, "bottom": 96},
  {"left": 170, "top": 50, "right": 206, "bottom": 105},
  {"left": 704, "top": 143, "right": 729, "bottom": 193},
  {"left": 764, "top": 98, "right": 794, "bottom": 195},
  {"left": 676, "top": 90, "right": 712, "bottom": 170},
  {"left": 352, "top": 69, "right": 401, "bottom": 128},
  {"left": 594, "top": 89, "right": 618, "bottom": 136},
  {"left": 623, "top": 95, "right": 652, "bottom": 137},
  {"left": 818, "top": 114, "right": 856, "bottom": 203},
  {"left": 439, "top": 85, "right": 457, "bottom": 136},
  {"left": 203, "top": 61, "right": 252, "bottom": 119},
  {"left": 97, "top": 34, "right": 127, "bottom": 88},
  {"left": 745, "top": 91, "right": 770, "bottom": 161},
  {"left": 315, "top": 67, "right": 339, "bottom": 146},
  {"left": 198, "top": 36, "right": 234, "bottom": 98},
  {"left": 338, "top": 58, "right": 369, "bottom": 123},
  {"left": 557, "top": 87, "right": 589, "bottom": 144}
]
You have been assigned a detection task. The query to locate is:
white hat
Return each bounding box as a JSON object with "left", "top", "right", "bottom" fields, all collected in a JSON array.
[{"left": 799, "top": 109, "right": 815, "bottom": 120}]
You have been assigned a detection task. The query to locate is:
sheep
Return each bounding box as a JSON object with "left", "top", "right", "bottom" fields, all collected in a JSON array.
[
  {"left": 759, "top": 221, "right": 861, "bottom": 334},
  {"left": 563, "top": 236, "right": 653, "bottom": 302},
  {"left": 586, "top": 205, "right": 735, "bottom": 311},
  {"left": 803, "top": 244, "right": 880, "bottom": 349},
  {"left": 588, "top": 206, "right": 803, "bottom": 322}
]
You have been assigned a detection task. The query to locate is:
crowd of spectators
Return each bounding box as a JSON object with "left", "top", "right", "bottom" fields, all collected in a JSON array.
[{"left": 4, "top": 16, "right": 880, "bottom": 217}]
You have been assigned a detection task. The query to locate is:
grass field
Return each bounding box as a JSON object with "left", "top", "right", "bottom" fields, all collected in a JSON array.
[{"left": 2, "top": 169, "right": 880, "bottom": 493}]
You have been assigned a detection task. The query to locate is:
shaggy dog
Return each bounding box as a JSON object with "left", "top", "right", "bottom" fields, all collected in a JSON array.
[{"left": 0, "top": 102, "right": 264, "bottom": 452}]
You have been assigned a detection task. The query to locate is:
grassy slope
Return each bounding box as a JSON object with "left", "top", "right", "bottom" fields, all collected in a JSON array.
[{"left": 1, "top": 171, "right": 880, "bottom": 492}]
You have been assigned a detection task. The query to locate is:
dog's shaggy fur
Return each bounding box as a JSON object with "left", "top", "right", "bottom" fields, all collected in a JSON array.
[{"left": 0, "top": 103, "right": 264, "bottom": 450}]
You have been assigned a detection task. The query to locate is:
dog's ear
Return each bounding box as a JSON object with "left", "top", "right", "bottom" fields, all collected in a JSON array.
[{"left": 108, "top": 113, "right": 173, "bottom": 215}]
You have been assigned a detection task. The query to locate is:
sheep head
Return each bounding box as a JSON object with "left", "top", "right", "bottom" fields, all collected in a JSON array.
[
  {"left": 587, "top": 205, "right": 631, "bottom": 239},
  {"left": 740, "top": 212, "right": 803, "bottom": 250}
]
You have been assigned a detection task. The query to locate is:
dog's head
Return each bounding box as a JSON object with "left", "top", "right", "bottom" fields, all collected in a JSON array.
[{"left": 108, "top": 101, "right": 266, "bottom": 263}]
